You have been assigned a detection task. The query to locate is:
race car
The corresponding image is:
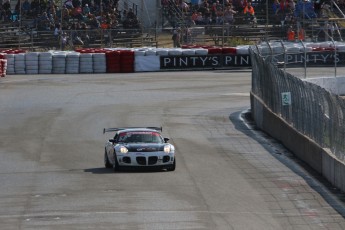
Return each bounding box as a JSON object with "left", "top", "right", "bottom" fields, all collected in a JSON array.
[{"left": 103, "top": 127, "right": 175, "bottom": 171}]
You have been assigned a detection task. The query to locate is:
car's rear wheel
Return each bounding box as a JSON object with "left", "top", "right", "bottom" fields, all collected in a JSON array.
[
  {"left": 167, "top": 158, "right": 176, "bottom": 171},
  {"left": 113, "top": 154, "right": 120, "bottom": 172},
  {"left": 104, "top": 150, "right": 112, "bottom": 168}
]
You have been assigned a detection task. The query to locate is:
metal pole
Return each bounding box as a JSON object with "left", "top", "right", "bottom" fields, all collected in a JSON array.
[
  {"left": 300, "top": 40, "right": 307, "bottom": 79},
  {"left": 19, "top": 0, "right": 22, "bottom": 48},
  {"left": 329, "top": 37, "right": 337, "bottom": 77},
  {"left": 265, "top": 0, "right": 268, "bottom": 41},
  {"left": 222, "top": 0, "right": 224, "bottom": 47},
  {"left": 279, "top": 40, "right": 287, "bottom": 74},
  {"left": 60, "top": 0, "right": 63, "bottom": 50},
  {"left": 100, "top": 0, "right": 103, "bottom": 47}
]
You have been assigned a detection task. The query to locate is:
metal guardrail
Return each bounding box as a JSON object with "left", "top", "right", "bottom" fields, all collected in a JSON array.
[{"left": 0, "top": 27, "right": 157, "bottom": 51}]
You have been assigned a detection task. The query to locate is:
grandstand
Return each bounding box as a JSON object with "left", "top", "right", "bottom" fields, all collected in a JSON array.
[{"left": 1, "top": 0, "right": 345, "bottom": 50}]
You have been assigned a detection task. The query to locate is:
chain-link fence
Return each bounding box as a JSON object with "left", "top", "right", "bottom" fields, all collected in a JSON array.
[{"left": 250, "top": 46, "right": 345, "bottom": 162}]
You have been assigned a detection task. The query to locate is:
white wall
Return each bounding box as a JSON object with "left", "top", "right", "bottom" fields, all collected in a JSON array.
[{"left": 305, "top": 77, "right": 345, "bottom": 95}]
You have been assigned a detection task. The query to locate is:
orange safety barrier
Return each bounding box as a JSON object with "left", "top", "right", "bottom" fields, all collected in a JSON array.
[
  {"left": 120, "top": 50, "right": 135, "bottom": 73},
  {"left": 106, "top": 50, "right": 121, "bottom": 73},
  {"left": 0, "top": 59, "right": 7, "bottom": 77},
  {"left": 222, "top": 47, "right": 237, "bottom": 54}
]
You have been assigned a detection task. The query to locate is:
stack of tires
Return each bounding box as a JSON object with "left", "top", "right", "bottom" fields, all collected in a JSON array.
[
  {"left": 66, "top": 52, "right": 80, "bottom": 74},
  {"left": 0, "top": 53, "right": 7, "bottom": 77},
  {"left": 39, "top": 52, "right": 53, "bottom": 74},
  {"left": 93, "top": 52, "right": 107, "bottom": 73},
  {"left": 52, "top": 52, "right": 67, "bottom": 74},
  {"left": 120, "top": 50, "right": 134, "bottom": 73},
  {"left": 14, "top": 53, "right": 26, "bottom": 74},
  {"left": 222, "top": 47, "right": 237, "bottom": 55},
  {"left": 79, "top": 53, "right": 93, "bottom": 73},
  {"left": 25, "top": 52, "right": 39, "bottom": 74},
  {"left": 5, "top": 54, "right": 15, "bottom": 74},
  {"left": 106, "top": 50, "right": 121, "bottom": 73},
  {"left": 207, "top": 47, "right": 223, "bottom": 54}
]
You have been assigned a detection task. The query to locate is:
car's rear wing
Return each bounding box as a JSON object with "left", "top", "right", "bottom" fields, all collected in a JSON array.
[{"left": 103, "top": 127, "right": 162, "bottom": 134}]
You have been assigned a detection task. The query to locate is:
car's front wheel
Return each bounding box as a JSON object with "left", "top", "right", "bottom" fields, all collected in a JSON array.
[
  {"left": 113, "top": 153, "right": 120, "bottom": 172},
  {"left": 167, "top": 158, "right": 176, "bottom": 171},
  {"left": 104, "top": 150, "right": 112, "bottom": 169}
]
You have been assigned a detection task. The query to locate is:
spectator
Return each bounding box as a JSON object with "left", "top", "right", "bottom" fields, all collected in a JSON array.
[
  {"left": 204, "top": 7, "right": 211, "bottom": 24},
  {"left": 287, "top": 26, "right": 295, "bottom": 41},
  {"left": 191, "top": 10, "right": 199, "bottom": 24},
  {"left": 272, "top": 0, "right": 281, "bottom": 26},
  {"left": 243, "top": 1, "right": 256, "bottom": 25},
  {"left": 172, "top": 27, "right": 181, "bottom": 47},
  {"left": 126, "top": 7, "right": 135, "bottom": 19},
  {"left": 191, "top": 0, "right": 201, "bottom": 5},
  {"left": 82, "top": 3, "right": 90, "bottom": 15},
  {"left": 64, "top": 0, "right": 73, "bottom": 9},
  {"left": 72, "top": 0, "right": 81, "bottom": 8},
  {"left": 288, "top": 0, "right": 295, "bottom": 11},
  {"left": 297, "top": 27, "right": 305, "bottom": 40},
  {"left": 71, "top": 5, "right": 83, "bottom": 20},
  {"left": 60, "top": 31, "right": 68, "bottom": 50},
  {"left": 54, "top": 23, "right": 62, "bottom": 39},
  {"left": 30, "top": 0, "right": 40, "bottom": 15},
  {"left": 61, "top": 5, "right": 70, "bottom": 22},
  {"left": 181, "top": 0, "right": 190, "bottom": 13},
  {"left": 295, "top": 0, "right": 317, "bottom": 19},
  {"left": 89, "top": 14, "right": 100, "bottom": 28},
  {"left": 223, "top": 4, "right": 237, "bottom": 24},
  {"left": 40, "top": 0, "right": 48, "bottom": 13},
  {"left": 2, "top": 0, "right": 11, "bottom": 21},
  {"left": 195, "top": 11, "right": 205, "bottom": 24},
  {"left": 22, "top": 0, "right": 31, "bottom": 17},
  {"left": 0, "top": 4, "right": 3, "bottom": 21},
  {"left": 320, "top": 1, "right": 331, "bottom": 18},
  {"left": 278, "top": 0, "right": 290, "bottom": 26},
  {"left": 79, "top": 22, "right": 90, "bottom": 46},
  {"left": 209, "top": 2, "right": 216, "bottom": 23}
]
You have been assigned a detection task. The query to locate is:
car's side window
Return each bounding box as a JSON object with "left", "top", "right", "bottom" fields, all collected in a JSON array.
[{"left": 114, "top": 133, "right": 119, "bottom": 142}]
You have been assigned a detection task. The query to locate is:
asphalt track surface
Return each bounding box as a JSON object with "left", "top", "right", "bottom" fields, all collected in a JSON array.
[{"left": 1, "top": 70, "right": 345, "bottom": 230}]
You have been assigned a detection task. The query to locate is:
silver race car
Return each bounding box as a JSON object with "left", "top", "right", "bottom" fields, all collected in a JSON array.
[{"left": 103, "top": 127, "right": 175, "bottom": 171}]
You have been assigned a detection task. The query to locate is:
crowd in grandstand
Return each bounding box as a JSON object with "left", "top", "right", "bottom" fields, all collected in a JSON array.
[
  {"left": 0, "top": 0, "right": 143, "bottom": 48},
  {"left": 163, "top": 0, "right": 331, "bottom": 27},
  {"left": 0, "top": 0, "right": 342, "bottom": 48},
  {"left": 164, "top": 0, "right": 343, "bottom": 45},
  {"left": 0, "top": 0, "right": 141, "bottom": 30}
]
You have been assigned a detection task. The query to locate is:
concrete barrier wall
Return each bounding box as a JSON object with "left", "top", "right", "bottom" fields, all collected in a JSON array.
[
  {"left": 251, "top": 92, "right": 345, "bottom": 192},
  {"left": 305, "top": 77, "right": 345, "bottom": 95}
]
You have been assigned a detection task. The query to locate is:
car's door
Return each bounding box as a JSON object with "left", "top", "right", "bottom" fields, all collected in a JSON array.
[{"left": 106, "top": 133, "right": 117, "bottom": 163}]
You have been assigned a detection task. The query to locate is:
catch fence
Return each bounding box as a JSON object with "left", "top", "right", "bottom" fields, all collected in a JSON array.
[{"left": 250, "top": 44, "right": 345, "bottom": 163}]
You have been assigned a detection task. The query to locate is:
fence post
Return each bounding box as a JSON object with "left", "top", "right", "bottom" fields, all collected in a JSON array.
[
  {"left": 299, "top": 40, "right": 307, "bottom": 79},
  {"left": 279, "top": 40, "right": 286, "bottom": 74}
]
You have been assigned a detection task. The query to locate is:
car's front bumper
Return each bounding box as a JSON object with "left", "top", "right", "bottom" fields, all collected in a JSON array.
[{"left": 117, "top": 152, "right": 175, "bottom": 167}]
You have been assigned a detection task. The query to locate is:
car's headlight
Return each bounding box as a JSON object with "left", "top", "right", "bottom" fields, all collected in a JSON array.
[
  {"left": 164, "top": 145, "right": 171, "bottom": 153},
  {"left": 120, "top": 146, "right": 128, "bottom": 154}
]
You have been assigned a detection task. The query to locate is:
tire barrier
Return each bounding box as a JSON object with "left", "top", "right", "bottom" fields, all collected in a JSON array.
[
  {"left": 25, "top": 52, "right": 39, "bottom": 75},
  {"left": 120, "top": 50, "right": 135, "bottom": 73},
  {"left": 52, "top": 52, "right": 67, "bottom": 74},
  {"left": 0, "top": 53, "right": 6, "bottom": 77},
  {"left": 93, "top": 53, "right": 107, "bottom": 73},
  {"left": 79, "top": 53, "right": 94, "bottom": 74},
  {"left": 2, "top": 41, "right": 345, "bottom": 77},
  {"left": 106, "top": 50, "right": 121, "bottom": 73},
  {"left": 66, "top": 52, "right": 80, "bottom": 74},
  {"left": 39, "top": 52, "right": 53, "bottom": 74}
]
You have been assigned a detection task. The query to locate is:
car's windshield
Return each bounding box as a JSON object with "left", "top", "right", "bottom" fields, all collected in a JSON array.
[{"left": 118, "top": 131, "right": 163, "bottom": 144}]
